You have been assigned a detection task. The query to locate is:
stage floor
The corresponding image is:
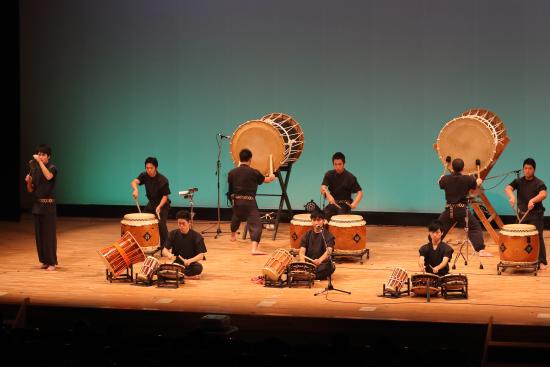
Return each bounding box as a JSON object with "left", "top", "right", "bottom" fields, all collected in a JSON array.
[{"left": 1, "top": 216, "right": 549, "bottom": 327}]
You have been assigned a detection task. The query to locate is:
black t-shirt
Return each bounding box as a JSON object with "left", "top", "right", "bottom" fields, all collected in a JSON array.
[
  {"left": 321, "top": 170, "right": 362, "bottom": 201},
  {"left": 165, "top": 229, "right": 207, "bottom": 264},
  {"left": 31, "top": 163, "right": 57, "bottom": 199},
  {"left": 509, "top": 176, "right": 547, "bottom": 213},
  {"left": 439, "top": 173, "right": 476, "bottom": 204},
  {"left": 137, "top": 172, "right": 171, "bottom": 207},
  {"left": 228, "top": 164, "right": 265, "bottom": 196},
  {"left": 418, "top": 242, "right": 454, "bottom": 276},
  {"left": 300, "top": 229, "right": 335, "bottom": 263}
]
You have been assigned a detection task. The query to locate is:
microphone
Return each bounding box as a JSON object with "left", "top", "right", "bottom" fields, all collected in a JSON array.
[{"left": 217, "top": 133, "right": 231, "bottom": 139}]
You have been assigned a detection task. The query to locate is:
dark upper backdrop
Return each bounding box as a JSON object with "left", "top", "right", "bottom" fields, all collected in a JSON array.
[{"left": 18, "top": 0, "right": 550, "bottom": 217}]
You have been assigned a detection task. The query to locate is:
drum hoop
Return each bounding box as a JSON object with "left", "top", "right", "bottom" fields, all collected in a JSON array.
[
  {"left": 500, "top": 230, "right": 539, "bottom": 236},
  {"left": 329, "top": 219, "right": 367, "bottom": 226},
  {"left": 121, "top": 218, "right": 159, "bottom": 225}
]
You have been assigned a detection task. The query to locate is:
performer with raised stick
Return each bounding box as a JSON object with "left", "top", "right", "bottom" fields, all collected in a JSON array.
[
  {"left": 228, "top": 149, "right": 276, "bottom": 255},
  {"left": 505, "top": 158, "right": 547, "bottom": 270}
]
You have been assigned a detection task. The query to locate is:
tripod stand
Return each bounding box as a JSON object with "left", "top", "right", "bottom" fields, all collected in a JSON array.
[
  {"left": 201, "top": 134, "right": 229, "bottom": 238},
  {"left": 451, "top": 199, "right": 484, "bottom": 270},
  {"left": 314, "top": 228, "right": 351, "bottom": 296}
]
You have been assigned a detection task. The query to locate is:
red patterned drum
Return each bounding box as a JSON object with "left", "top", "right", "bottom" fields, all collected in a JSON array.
[{"left": 121, "top": 213, "right": 160, "bottom": 253}]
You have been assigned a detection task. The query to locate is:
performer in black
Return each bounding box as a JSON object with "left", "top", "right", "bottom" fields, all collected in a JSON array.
[
  {"left": 320, "top": 152, "right": 363, "bottom": 220},
  {"left": 438, "top": 158, "right": 492, "bottom": 256},
  {"left": 418, "top": 220, "right": 454, "bottom": 276},
  {"left": 505, "top": 158, "right": 547, "bottom": 270},
  {"left": 228, "top": 149, "right": 276, "bottom": 255},
  {"left": 162, "top": 210, "right": 207, "bottom": 278},
  {"left": 299, "top": 209, "right": 336, "bottom": 280},
  {"left": 131, "top": 157, "right": 171, "bottom": 249},
  {"left": 25, "top": 144, "right": 58, "bottom": 271}
]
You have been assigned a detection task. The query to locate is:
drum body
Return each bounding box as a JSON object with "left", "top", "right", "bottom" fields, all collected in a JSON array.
[
  {"left": 440, "top": 274, "right": 467, "bottom": 292},
  {"left": 157, "top": 263, "right": 185, "bottom": 280},
  {"left": 230, "top": 113, "right": 304, "bottom": 175},
  {"left": 436, "top": 109, "right": 508, "bottom": 177},
  {"left": 386, "top": 267, "right": 409, "bottom": 294},
  {"left": 411, "top": 273, "right": 440, "bottom": 296},
  {"left": 328, "top": 214, "right": 367, "bottom": 252},
  {"left": 498, "top": 224, "right": 539, "bottom": 263},
  {"left": 289, "top": 213, "right": 313, "bottom": 249},
  {"left": 120, "top": 213, "right": 160, "bottom": 253},
  {"left": 98, "top": 232, "right": 145, "bottom": 276},
  {"left": 287, "top": 262, "right": 317, "bottom": 282},
  {"left": 262, "top": 248, "right": 293, "bottom": 281},
  {"left": 136, "top": 256, "right": 160, "bottom": 281}
]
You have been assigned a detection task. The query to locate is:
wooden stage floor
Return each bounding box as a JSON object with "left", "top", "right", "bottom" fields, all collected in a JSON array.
[{"left": 1, "top": 216, "right": 549, "bottom": 328}]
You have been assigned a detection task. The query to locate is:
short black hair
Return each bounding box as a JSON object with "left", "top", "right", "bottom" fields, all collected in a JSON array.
[
  {"left": 145, "top": 157, "right": 158, "bottom": 168},
  {"left": 451, "top": 158, "right": 464, "bottom": 173},
  {"left": 523, "top": 158, "right": 536, "bottom": 170},
  {"left": 310, "top": 209, "right": 325, "bottom": 220},
  {"left": 176, "top": 210, "right": 192, "bottom": 221},
  {"left": 239, "top": 149, "right": 252, "bottom": 162},
  {"left": 428, "top": 220, "right": 444, "bottom": 233},
  {"left": 36, "top": 144, "right": 52, "bottom": 156},
  {"left": 332, "top": 152, "right": 346, "bottom": 163}
]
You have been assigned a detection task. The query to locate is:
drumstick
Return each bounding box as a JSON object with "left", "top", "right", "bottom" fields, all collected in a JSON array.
[
  {"left": 269, "top": 154, "right": 273, "bottom": 176},
  {"left": 513, "top": 203, "right": 521, "bottom": 223},
  {"left": 176, "top": 255, "right": 187, "bottom": 268},
  {"left": 303, "top": 255, "right": 316, "bottom": 263},
  {"left": 519, "top": 208, "right": 531, "bottom": 224},
  {"left": 134, "top": 197, "right": 141, "bottom": 213},
  {"left": 442, "top": 156, "right": 451, "bottom": 175},
  {"left": 476, "top": 159, "right": 481, "bottom": 179}
]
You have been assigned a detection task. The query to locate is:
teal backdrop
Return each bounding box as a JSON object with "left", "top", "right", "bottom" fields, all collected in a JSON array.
[{"left": 19, "top": 0, "right": 550, "bottom": 215}]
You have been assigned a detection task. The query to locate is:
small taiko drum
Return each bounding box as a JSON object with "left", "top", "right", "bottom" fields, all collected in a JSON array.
[
  {"left": 498, "top": 224, "right": 540, "bottom": 263},
  {"left": 287, "top": 261, "right": 317, "bottom": 286},
  {"left": 121, "top": 213, "right": 160, "bottom": 253},
  {"left": 289, "top": 213, "right": 313, "bottom": 249},
  {"left": 411, "top": 273, "right": 440, "bottom": 296},
  {"left": 262, "top": 248, "right": 293, "bottom": 281},
  {"left": 98, "top": 232, "right": 145, "bottom": 276},
  {"left": 136, "top": 256, "right": 160, "bottom": 281},
  {"left": 157, "top": 263, "right": 186, "bottom": 280},
  {"left": 440, "top": 274, "right": 468, "bottom": 293},
  {"left": 386, "top": 267, "right": 409, "bottom": 294},
  {"left": 328, "top": 214, "right": 367, "bottom": 252}
]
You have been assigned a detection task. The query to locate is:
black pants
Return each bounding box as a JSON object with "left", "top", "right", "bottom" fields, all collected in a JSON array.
[
  {"left": 323, "top": 203, "right": 351, "bottom": 221},
  {"left": 521, "top": 211, "right": 547, "bottom": 265},
  {"left": 184, "top": 262, "right": 203, "bottom": 276},
  {"left": 316, "top": 261, "right": 336, "bottom": 280},
  {"left": 145, "top": 204, "right": 169, "bottom": 248},
  {"left": 33, "top": 211, "right": 58, "bottom": 266},
  {"left": 438, "top": 207, "right": 485, "bottom": 252},
  {"left": 231, "top": 200, "right": 262, "bottom": 242}
]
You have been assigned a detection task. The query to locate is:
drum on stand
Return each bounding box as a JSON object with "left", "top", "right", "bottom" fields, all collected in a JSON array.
[
  {"left": 411, "top": 273, "right": 440, "bottom": 297},
  {"left": 328, "top": 214, "right": 367, "bottom": 252},
  {"left": 262, "top": 248, "right": 293, "bottom": 282},
  {"left": 98, "top": 232, "right": 145, "bottom": 277},
  {"left": 289, "top": 213, "right": 313, "bottom": 249},
  {"left": 121, "top": 213, "right": 160, "bottom": 254},
  {"left": 136, "top": 256, "right": 160, "bottom": 283},
  {"left": 497, "top": 224, "right": 540, "bottom": 275},
  {"left": 440, "top": 274, "right": 468, "bottom": 299},
  {"left": 287, "top": 261, "right": 317, "bottom": 288},
  {"left": 385, "top": 267, "right": 409, "bottom": 296}
]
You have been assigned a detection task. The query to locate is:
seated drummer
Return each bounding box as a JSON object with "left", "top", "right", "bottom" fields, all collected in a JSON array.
[
  {"left": 162, "top": 210, "right": 207, "bottom": 279},
  {"left": 320, "top": 152, "right": 363, "bottom": 221},
  {"left": 418, "top": 220, "right": 454, "bottom": 276},
  {"left": 299, "top": 209, "right": 336, "bottom": 280}
]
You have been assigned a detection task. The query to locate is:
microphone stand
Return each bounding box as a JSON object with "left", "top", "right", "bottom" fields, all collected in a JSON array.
[
  {"left": 314, "top": 227, "right": 351, "bottom": 296},
  {"left": 201, "top": 134, "right": 229, "bottom": 238}
]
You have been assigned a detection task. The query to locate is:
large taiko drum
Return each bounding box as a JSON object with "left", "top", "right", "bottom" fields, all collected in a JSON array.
[
  {"left": 328, "top": 214, "right": 367, "bottom": 252},
  {"left": 435, "top": 109, "right": 508, "bottom": 177},
  {"left": 230, "top": 113, "right": 304, "bottom": 176},
  {"left": 289, "top": 213, "right": 313, "bottom": 249},
  {"left": 98, "top": 232, "right": 145, "bottom": 276},
  {"left": 262, "top": 248, "right": 293, "bottom": 281},
  {"left": 120, "top": 213, "right": 160, "bottom": 254},
  {"left": 498, "top": 224, "right": 539, "bottom": 263}
]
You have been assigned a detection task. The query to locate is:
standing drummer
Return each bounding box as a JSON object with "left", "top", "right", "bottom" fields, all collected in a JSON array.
[
  {"left": 437, "top": 158, "right": 492, "bottom": 256},
  {"left": 131, "top": 157, "right": 171, "bottom": 250},
  {"left": 320, "top": 152, "right": 363, "bottom": 221},
  {"left": 418, "top": 220, "right": 454, "bottom": 276},
  {"left": 228, "top": 149, "right": 276, "bottom": 255},
  {"left": 505, "top": 158, "right": 547, "bottom": 270}
]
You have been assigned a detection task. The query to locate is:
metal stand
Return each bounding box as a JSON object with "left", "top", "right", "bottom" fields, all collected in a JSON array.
[
  {"left": 497, "top": 261, "right": 539, "bottom": 276},
  {"left": 243, "top": 164, "right": 294, "bottom": 240},
  {"left": 451, "top": 200, "right": 484, "bottom": 270},
  {"left": 179, "top": 188, "right": 198, "bottom": 228},
  {"left": 106, "top": 265, "right": 134, "bottom": 283},
  {"left": 314, "top": 229, "right": 351, "bottom": 296},
  {"left": 382, "top": 279, "right": 410, "bottom": 298},
  {"left": 202, "top": 135, "right": 228, "bottom": 238}
]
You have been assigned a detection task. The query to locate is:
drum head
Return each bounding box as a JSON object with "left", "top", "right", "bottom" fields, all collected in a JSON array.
[
  {"left": 436, "top": 116, "right": 497, "bottom": 175},
  {"left": 230, "top": 120, "right": 285, "bottom": 176}
]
